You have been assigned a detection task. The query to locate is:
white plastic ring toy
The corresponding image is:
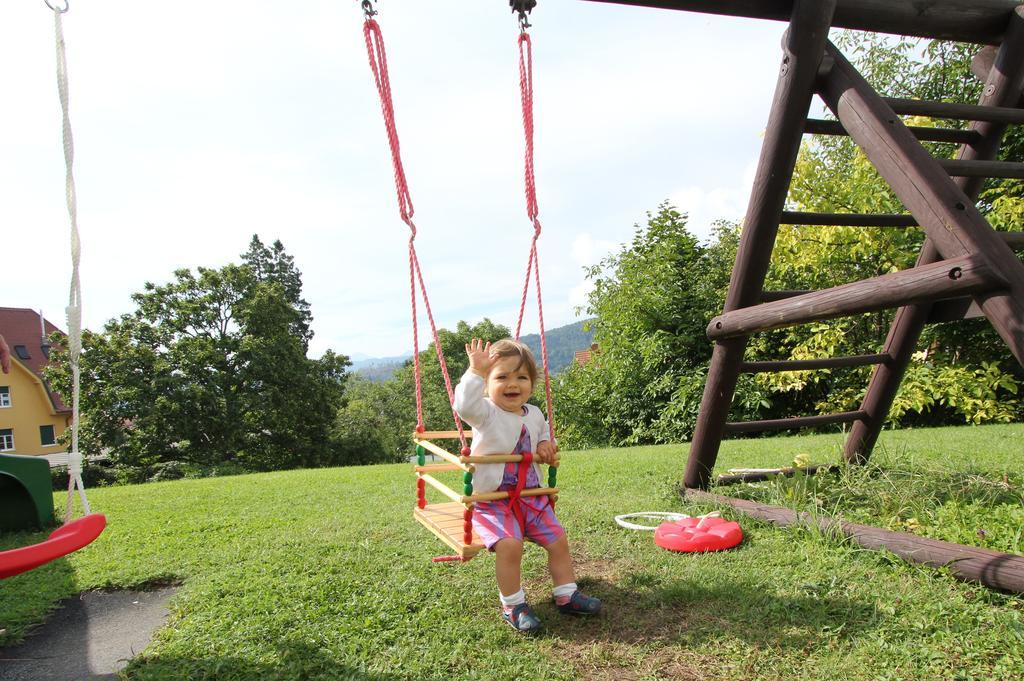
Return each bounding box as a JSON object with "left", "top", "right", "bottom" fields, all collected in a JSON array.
[{"left": 614, "top": 512, "right": 690, "bottom": 531}]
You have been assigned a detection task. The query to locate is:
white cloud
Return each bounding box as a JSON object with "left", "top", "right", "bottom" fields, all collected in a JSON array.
[
  {"left": 0, "top": 1, "right": 783, "bottom": 358},
  {"left": 669, "top": 158, "right": 759, "bottom": 241}
]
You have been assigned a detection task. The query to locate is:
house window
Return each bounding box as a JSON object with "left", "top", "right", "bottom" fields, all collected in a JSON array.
[
  {"left": 14, "top": 345, "right": 30, "bottom": 360},
  {"left": 0, "top": 429, "right": 13, "bottom": 452},
  {"left": 40, "top": 425, "right": 56, "bottom": 447},
  {"left": 0, "top": 386, "right": 9, "bottom": 408}
]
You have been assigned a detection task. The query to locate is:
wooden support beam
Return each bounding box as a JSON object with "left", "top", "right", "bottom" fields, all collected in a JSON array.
[
  {"left": 1003, "top": 232, "right": 1024, "bottom": 249},
  {"left": 708, "top": 255, "right": 1001, "bottom": 340},
  {"left": 686, "top": 0, "right": 837, "bottom": 491},
  {"left": 583, "top": 0, "right": 1021, "bottom": 44},
  {"left": 939, "top": 158, "right": 1024, "bottom": 178},
  {"left": 724, "top": 410, "right": 865, "bottom": 434},
  {"left": 685, "top": 489, "right": 1024, "bottom": 594},
  {"left": 820, "top": 39, "right": 1024, "bottom": 364},
  {"left": 780, "top": 211, "right": 917, "bottom": 227},
  {"left": 740, "top": 354, "right": 889, "bottom": 373},
  {"left": 883, "top": 97, "right": 1024, "bottom": 124},
  {"left": 805, "top": 118, "right": 982, "bottom": 145}
]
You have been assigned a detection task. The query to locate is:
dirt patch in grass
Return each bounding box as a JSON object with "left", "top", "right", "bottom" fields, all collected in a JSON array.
[{"left": 524, "top": 555, "right": 728, "bottom": 679}]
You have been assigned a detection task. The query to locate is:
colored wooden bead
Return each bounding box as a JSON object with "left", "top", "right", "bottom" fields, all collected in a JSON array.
[
  {"left": 463, "top": 471, "right": 473, "bottom": 484},
  {"left": 416, "top": 444, "right": 425, "bottom": 466},
  {"left": 463, "top": 484, "right": 473, "bottom": 495},
  {"left": 548, "top": 467, "right": 557, "bottom": 487},
  {"left": 460, "top": 446, "right": 471, "bottom": 456}
]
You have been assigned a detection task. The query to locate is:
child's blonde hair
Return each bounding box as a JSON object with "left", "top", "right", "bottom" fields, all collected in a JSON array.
[{"left": 489, "top": 339, "right": 538, "bottom": 385}]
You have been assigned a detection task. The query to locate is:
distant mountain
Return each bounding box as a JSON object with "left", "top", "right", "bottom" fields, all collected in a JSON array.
[
  {"left": 520, "top": 319, "right": 595, "bottom": 373},
  {"left": 351, "top": 320, "right": 595, "bottom": 382},
  {"left": 350, "top": 354, "right": 411, "bottom": 383}
]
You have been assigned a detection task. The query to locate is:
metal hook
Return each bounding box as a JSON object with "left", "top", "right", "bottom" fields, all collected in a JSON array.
[
  {"left": 510, "top": 0, "right": 536, "bottom": 32},
  {"left": 44, "top": 0, "right": 69, "bottom": 13},
  {"left": 518, "top": 11, "right": 532, "bottom": 33},
  {"left": 361, "top": 0, "right": 377, "bottom": 19}
]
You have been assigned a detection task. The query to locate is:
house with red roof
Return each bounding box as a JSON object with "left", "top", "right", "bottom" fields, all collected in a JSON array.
[{"left": 0, "top": 307, "right": 71, "bottom": 457}]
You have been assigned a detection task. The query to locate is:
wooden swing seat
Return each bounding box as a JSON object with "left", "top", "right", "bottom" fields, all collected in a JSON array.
[{"left": 413, "top": 502, "right": 485, "bottom": 560}]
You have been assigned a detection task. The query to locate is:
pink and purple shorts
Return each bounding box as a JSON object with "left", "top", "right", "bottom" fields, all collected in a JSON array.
[{"left": 473, "top": 493, "right": 565, "bottom": 549}]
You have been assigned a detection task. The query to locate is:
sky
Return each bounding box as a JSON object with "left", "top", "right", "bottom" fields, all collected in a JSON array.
[{"left": 0, "top": 0, "right": 790, "bottom": 360}]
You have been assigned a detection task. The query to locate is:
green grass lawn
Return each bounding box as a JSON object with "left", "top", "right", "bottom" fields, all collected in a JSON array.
[{"left": 2, "top": 423, "right": 1023, "bottom": 679}]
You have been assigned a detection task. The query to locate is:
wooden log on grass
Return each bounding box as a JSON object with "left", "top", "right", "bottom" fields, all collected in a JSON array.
[
  {"left": 685, "top": 489, "right": 1024, "bottom": 594},
  {"left": 716, "top": 463, "right": 839, "bottom": 485}
]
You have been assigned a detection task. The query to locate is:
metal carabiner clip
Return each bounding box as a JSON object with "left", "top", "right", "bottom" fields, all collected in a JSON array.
[
  {"left": 45, "top": 0, "right": 70, "bottom": 13},
  {"left": 361, "top": 0, "right": 377, "bottom": 19},
  {"left": 518, "top": 11, "right": 532, "bottom": 33}
]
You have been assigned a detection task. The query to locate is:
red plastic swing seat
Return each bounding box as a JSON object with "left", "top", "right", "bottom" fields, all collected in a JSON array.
[{"left": 0, "top": 513, "right": 106, "bottom": 579}]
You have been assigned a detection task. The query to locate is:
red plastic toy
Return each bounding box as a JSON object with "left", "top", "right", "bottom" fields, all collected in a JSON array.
[
  {"left": 654, "top": 515, "right": 743, "bottom": 553},
  {"left": 0, "top": 513, "right": 106, "bottom": 579}
]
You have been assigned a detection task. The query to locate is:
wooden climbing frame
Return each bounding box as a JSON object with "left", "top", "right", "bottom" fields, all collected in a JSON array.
[
  {"left": 590, "top": 0, "right": 1024, "bottom": 485},
  {"left": 588, "top": 0, "right": 1024, "bottom": 593}
]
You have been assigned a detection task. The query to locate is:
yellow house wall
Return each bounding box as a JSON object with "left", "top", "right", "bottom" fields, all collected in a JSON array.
[{"left": 0, "top": 359, "right": 69, "bottom": 456}]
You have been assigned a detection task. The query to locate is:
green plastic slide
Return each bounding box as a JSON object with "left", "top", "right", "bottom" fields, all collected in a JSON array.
[{"left": 0, "top": 454, "right": 54, "bottom": 531}]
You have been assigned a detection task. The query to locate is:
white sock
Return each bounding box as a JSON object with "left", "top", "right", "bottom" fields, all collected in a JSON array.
[
  {"left": 499, "top": 589, "right": 526, "bottom": 608},
  {"left": 553, "top": 582, "right": 577, "bottom": 601}
]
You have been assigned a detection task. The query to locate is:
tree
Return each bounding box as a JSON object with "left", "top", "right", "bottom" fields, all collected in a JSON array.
[
  {"left": 554, "top": 205, "right": 761, "bottom": 447},
  {"left": 242, "top": 235, "right": 313, "bottom": 348},
  {"left": 47, "top": 242, "right": 351, "bottom": 479}
]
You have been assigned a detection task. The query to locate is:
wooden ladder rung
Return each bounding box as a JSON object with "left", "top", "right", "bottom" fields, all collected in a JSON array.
[
  {"left": 724, "top": 410, "right": 867, "bottom": 434},
  {"left": 740, "top": 354, "right": 889, "bottom": 373},
  {"left": 708, "top": 254, "right": 1000, "bottom": 340},
  {"left": 939, "top": 159, "right": 1024, "bottom": 179},
  {"left": 804, "top": 118, "right": 981, "bottom": 145},
  {"left": 1002, "top": 232, "right": 1024, "bottom": 249},
  {"left": 780, "top": 211, "right": 918, "bottom": 227},
  {"left": 883, "top": 97, "right": 1024, "bottom": 124},
  {"left": 761, "top": 289, "right": 811, "bottom": 302}
]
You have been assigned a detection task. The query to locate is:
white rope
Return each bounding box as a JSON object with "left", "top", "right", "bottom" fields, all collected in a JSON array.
[
  {"left": 614, "top": 511, "right": 721, "bottom": 531},
  {"left": 52, "top": 4, "right": 90, "bottom": 521}
]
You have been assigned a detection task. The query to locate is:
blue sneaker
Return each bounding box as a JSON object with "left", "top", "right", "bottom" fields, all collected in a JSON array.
[
  {"left": 556, "top": 590, "right": 602, "bottom": 616},
  {"left": 503, "top": 603, "right": 542, "bottom": 633}
]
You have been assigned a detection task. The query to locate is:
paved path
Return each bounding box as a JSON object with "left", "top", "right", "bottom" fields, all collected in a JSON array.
[{"left": 0, "top": 587, "right": 176, "bottom": 681}]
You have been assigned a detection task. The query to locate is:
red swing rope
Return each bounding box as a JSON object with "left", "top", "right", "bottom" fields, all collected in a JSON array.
[
  {"left": 513, "top": 30, "right": 556, "bottom": 443},
  {"left": 362, "top": 14, "right": 468, "bottom": 450},
  {"left": 362, "top": 5, "right": 555, "bottom": 451}
]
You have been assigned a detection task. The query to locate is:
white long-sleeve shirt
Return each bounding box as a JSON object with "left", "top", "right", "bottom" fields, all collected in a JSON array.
[{"left": 453, "top": 370, "right": 551, "bottom": 494}]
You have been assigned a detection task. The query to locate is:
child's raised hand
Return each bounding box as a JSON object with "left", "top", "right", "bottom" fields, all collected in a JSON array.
[{"left": 465, "top": 338, "right": 492, "bottom": 377}]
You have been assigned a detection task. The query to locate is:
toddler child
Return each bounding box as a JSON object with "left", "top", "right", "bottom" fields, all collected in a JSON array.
[{"left": 454, "top": 338, "right": 601, "bottom": 633}]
